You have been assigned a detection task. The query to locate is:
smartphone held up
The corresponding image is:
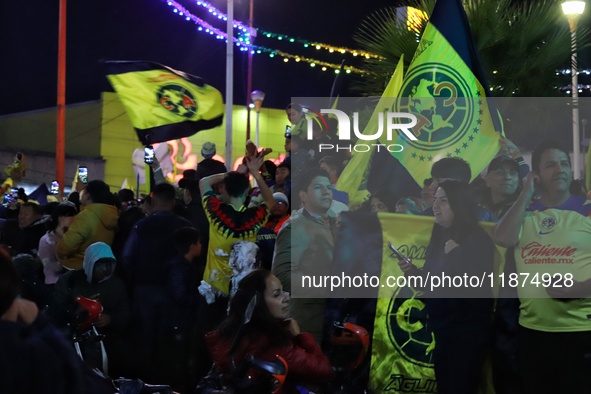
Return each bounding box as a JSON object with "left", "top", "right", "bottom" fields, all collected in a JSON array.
[
  {"left": 388, "top": 242, "right": 411, "bottom": 265},
  {"left": 50, "top": 180, "right": 60, "bottom": 195},
  {"left": 78, "top": 166, "right": 88, "bottom": 184},
  {"left": 144, "top": 145, "right": 155, "bottom": 164}
]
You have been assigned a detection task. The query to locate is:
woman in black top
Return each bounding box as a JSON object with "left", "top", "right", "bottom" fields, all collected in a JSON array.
[{"left": 399, "top": 180, "right": 494, "bottom": 394}]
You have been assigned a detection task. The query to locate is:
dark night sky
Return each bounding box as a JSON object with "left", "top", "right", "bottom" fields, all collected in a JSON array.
[{"left": 0, "top": 0, "right": 399, "bottom": 115}]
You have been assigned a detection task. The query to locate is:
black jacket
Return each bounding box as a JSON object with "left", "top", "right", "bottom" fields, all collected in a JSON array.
[
  {"left": 163, "top": 255, "right": 201, "bottom": 331},
  {"left": 0, "top": 315, "right": 112, "bottom": 394}
]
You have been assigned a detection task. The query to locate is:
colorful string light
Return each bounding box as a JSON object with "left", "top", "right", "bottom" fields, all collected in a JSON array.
[
  {"left": 165, "top": 0, "right": 250, "bottom": 50},
  {"left": 186, "top": 0, "right": 381, "bottom": 59},
  {"left": 163, "top": 0, "right": 368, "bottom": 73},
  {"left": 252, "top": 46, "right": 364, "bottom": 74},
  {"left": 255, "top": 29, "right": 382, "bottom": 60}
]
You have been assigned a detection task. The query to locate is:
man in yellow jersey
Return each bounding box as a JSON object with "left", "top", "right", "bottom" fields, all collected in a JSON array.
[
  {"left": 493, "top": 140, "right": 591, "bottom": 394},
  {"left": 198, "top": 152, "right": 273, "bottom": 329}
]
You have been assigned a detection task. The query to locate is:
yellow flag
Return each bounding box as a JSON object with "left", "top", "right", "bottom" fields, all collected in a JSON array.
[
  {"left": 390, "top": 0, "right": 501, "bottom": 185},
  {"left": 336, "top": 213, "right": 504, "bottom": 393},
  {"left": 336, "top": 55, "right": 405, "bottom": 207},
  {"left": 106, "top": 61, "right": 224, "bottom": 145}
]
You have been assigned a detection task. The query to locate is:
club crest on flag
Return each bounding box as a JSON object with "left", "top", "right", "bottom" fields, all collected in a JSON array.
[
  {"left": 397, "top": 63, "right": 484, "bottom": 156},
  {"left": 156, "top": 84, "right": 198, "bottom": 118},
  {"left": 383, "top": 0, "right": 502, "bottom": 186},
  {"left": 105, "top": 60, "right": 224, "bottom": 144},
  {"left": 387, "top": 287, "right": 435, "bottom": 368}
]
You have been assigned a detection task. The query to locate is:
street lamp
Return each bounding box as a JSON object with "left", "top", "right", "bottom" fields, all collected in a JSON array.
[
  {"left": 251, "top": 90, "right": 265, "bottom": 146},
  {"left": 562, "top": 1, "right": 586, "bottom": 179}
]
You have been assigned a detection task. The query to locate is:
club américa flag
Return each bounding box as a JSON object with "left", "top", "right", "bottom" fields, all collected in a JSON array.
[
  {"left": 331, "top": 211, "right": 505, "bottom": 393},
  {"left": 105, "top": 61, "right": 224, "bottom": 145},
  {"left": 336, "top": 56, "right": 406, "bottom": 207},
  {"left": 390, "top": 0, "right": 501, "bottom": 185}
]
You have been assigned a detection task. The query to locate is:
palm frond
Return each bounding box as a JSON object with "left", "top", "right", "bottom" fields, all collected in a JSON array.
[{"left": 353, "top": 0, "right": 591, "bottom": 97}]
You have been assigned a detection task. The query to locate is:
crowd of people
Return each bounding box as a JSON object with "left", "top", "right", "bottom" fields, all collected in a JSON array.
[{"left": 0, "top": 103, "right": 590, "bottom": 394}]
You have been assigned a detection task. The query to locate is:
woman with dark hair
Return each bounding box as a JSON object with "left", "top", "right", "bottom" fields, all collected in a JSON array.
[
  {"left": 37, "top": 202, "right": 78, "bottom": 286},
  {"left": 205, "top": 269, "right": 333, "bottom": 393},
  {"left": 398, "top": 180, "right": 494, "bottom": 394}
]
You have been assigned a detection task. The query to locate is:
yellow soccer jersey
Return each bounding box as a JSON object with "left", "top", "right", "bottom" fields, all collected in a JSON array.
[{"left": 515, "top": 196, "right": 591, "bottom": 332}]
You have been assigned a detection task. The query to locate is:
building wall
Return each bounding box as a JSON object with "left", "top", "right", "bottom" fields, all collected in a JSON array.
[
  {"left": 0, "top": 94, "right": 290, "bottom": 195},
  {"left": 100, "top": 92, "right": 289, "bottom": 194},
  {"left": 0, "top": 102, "right": 103, "bottom": 158},
  {"left": 0, "top": 102, "right": 105, "bottom": 191}
]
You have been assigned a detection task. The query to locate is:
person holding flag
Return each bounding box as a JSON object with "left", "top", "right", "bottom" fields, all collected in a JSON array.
[
  {"left": 334, "top": 0, "right": 504, "bottom": 391},
  {"left": 398, "top": 180, "right": 494, "bottom": 393}
]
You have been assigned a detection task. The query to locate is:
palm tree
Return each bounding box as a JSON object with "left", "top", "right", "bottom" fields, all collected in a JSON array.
[{"left": 353, "top": 0, "right": 590, "bottom": 97}]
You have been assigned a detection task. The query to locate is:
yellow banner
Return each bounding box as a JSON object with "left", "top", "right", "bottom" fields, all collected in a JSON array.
[
  {"left": 107, "top": 68, "right": 223, "bottom": 130},
  {"left": 391, "top": 23, "right": 500, "bottom": 185},
  {"left": 336, "top": 56, "right": 405, "bottom": 207},
  {"left": 369, "top": 213, "right": 505, "bottom": 393}
]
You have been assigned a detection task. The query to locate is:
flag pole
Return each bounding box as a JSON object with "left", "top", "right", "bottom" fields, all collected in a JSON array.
[
  {"left": 225, "top": 0, "right": 233, "bottom": 171},
  {"left": 56, "top": 0, "right": 67, "bottom": 195},
  {"left": 245, "top": 0, "right": 254, "bottom": 142}
]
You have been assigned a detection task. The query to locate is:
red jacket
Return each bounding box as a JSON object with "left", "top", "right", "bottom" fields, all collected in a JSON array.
[{"left": 205, "top": 330, "right": 334, "bottom": 391}]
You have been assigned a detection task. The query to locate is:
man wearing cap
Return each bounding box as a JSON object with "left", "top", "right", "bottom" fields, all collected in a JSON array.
[
  {"left": 493, "top": 140, "right": 591, "bottom": 394},
  {"left": 266, "top": 192, "right": 291, "bottom": 234},
  {"left": 483, "top": 155, "right": 522, "bottom": 219},
  {"left": 256, "top": 192, "right": 290, "bottom": 270},
  {"left": 195, "top": 142, "right": 227, "bottom": 181}
]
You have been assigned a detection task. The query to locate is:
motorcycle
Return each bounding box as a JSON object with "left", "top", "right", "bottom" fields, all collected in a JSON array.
[
  {"left": 325, "top": 317, "right": 371, "bottom": 394},
  {"left": 112, "top": 378, "right": 174, "bottom": 394},
  {"left": 72, "top": 295, "right": 109, "bottom": 375},
  {"left": 73, "top": 296, "right": 176, "bottom": 393}
]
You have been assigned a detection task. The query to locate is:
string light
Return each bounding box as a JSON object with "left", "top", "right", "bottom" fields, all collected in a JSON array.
[
  {"left": 188, "top": 0, "right": 380, "bottom": 59},
  {"left": 558, "top": 68, "right": 591, "bottom": 75},
  {"left": 165, "top": 0, "right": 248, "bottom": 48},
  {"left": 255, "top": 28, "right": 382, "bottom": 59},
  {"left": 164, "top": 0, "right": 379, "bottom": 61},
  {"left": 252, "top": 46, "right": 363, "bottom": 74},
  {"left": 163, "top": 0, "right": 367, "bottom": 73},
  {"left": 165, "top": 1, "right": 591, "bottom": 88},
  {"left": 191, "top": 0, "right": 251, "bottom": 41}
]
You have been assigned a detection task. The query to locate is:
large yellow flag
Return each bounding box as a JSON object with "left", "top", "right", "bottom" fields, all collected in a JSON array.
[
  {"left": 105, "top": 61, "right": 224, "bottom": 145},
  {"left": 390, "top": 0, "right": 501, "bottom": 185},
  {"left": 333, "top": 211, "right": 505, "bottom": 393},
  {"left": 336, "top": 56, "right": 405, "bottom": 207}
]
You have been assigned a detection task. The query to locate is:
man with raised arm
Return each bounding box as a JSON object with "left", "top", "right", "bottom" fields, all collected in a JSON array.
[
  {"left": 198, "top": 152, "right": 273, "bottom": 328},
  {"left": 492, "top": 139, "right": 591, "bottom": 394}
]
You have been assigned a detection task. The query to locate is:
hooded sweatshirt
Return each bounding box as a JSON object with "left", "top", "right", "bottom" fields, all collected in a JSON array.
[
  {"left": 49, "top": 242, "right": 130, "bottom": 333},
  {"left": 57, "top": 203, "right": 118, "bottom": 269},
  {"left": 82, "top": 242, "right": 116, "bottom": 284}
]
